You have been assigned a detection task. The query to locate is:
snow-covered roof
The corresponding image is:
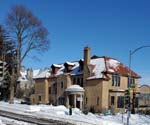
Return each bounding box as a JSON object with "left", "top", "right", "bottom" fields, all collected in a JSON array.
[
  {"left": 34, "top": 56, "right": 140, "bottom": 80},
  {"left": 18, "top": 69, "right": 43, "bottom": 81},
  {"left": 88, "top": 58, "right": 106, "bottom": 79},
  {"left": 20, "top": 70, "right": 27, "bottom": 78},
  {"left": 52, "top": 64, "right": 62, "bottom": 68},
  {"left": 33, "top": 68, "right": 51, "bottom": 79},
  {"left": 33, "top": 69, "right": 41, "bottom": 77},
  {"left": 18, "top": 70, "right": 28, "bottom": 82},
  {"left": 70, "top": 62, "right": 83, "bottom": 75},
  {"left": 65, "top": 61, "right": 75, "bottom": 66},
  {"left": 65, "top": 85, "right": 84, "bottom": 92},
  {"left": 105, "top": 57, "right": 140, "bottom": 78}
]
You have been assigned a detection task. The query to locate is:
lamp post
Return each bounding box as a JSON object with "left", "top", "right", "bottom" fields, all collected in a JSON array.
[{"left": 127, "top": 45, "right": 150, "bottom": 125}]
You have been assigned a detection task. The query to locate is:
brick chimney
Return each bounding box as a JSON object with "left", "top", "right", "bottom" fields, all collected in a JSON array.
[
  {"left": 83, "top": 46, "right": 91, "bottom": 83},
  {"left": 84, "top": 46, "right": 90, "bottom": 65}
]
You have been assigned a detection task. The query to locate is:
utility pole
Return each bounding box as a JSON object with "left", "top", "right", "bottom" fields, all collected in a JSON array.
[
  {"left": 127, "top": 45, "right": 150, "bottom": 125},
  {"left": 127, "top": 51, "right": 131, "bottom": 125}
]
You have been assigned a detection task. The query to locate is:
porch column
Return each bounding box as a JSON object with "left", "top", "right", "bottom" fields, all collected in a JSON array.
[
  {"left": 114, "top": 95, "right": 117, "bottom": 112},
  {"left": 66, "top": 95, "right": 69, "bottom": 108},
  {"left": 74, "top": 94, "right": 76, "bottom": 108},
  {"left": 80, "top": 94, "right": 83, "bottom": 110}
]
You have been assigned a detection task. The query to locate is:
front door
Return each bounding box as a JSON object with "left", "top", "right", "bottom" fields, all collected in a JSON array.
[{"left": 76, "top": 100, "right": 80, "bottom": 109}]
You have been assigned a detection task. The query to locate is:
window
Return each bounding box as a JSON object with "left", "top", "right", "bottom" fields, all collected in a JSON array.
[
  {"left": 112, "top": 74, "right": 120, "bottom": 87},
  {"left": 117, "top": 96, "right": 124, "bottom": 108},
  {"left": 77, "top": 78, "right": 80, "bottom": 85},
  {"left": 73, "top": 78, "right": 76, "bottom": 84},
  {"left": 97, "top": 97, "right": 99, "bottom": 105},
  {"left": 111, "top": 96, "right": 115, "bottom": 105},
  {"left": 85, "top": 97, "right": 88, "bottom": 104},
  {"left": 58, "top": 97, "right": 65, "bottom": 105},
  {"left": 39, "top": 96, "right": 41, "bottom": 101},
  {"left": 61, "top": 82, "right": 63, "bottom": 88},
  {"left": 49, "top": 87, "right": 51, "bottom": 94},
  {"left": 52, "top": 83, "right": 57, "bottom": 94},
  {"left": 135, "top": 97, "right": 138, "bottom": 108},
  {"left": 128, "top": 77, "right": 135, "bottom": 88},
  {"left": 81, "top": 78, "right": 83, "bottom": 87}
]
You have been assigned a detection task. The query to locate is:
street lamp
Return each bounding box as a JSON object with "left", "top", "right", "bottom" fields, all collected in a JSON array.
[{"left": 127, "top": 45, "right": 150, "bottom": 125}]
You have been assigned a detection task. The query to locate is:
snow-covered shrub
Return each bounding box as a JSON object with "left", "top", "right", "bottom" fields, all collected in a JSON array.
[
  {"left": 89, "top": 106, "right": 95, "bottom": 114},
  {"left": 82, "top": 107, "right": 89, "bottom": 115}
]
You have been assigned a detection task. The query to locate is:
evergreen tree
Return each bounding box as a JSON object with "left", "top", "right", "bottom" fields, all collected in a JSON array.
[{"left": 0, "top": 25, "right": 16, "bottom": 102}]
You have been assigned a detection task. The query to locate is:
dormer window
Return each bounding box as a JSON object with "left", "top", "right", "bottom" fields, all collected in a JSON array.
[
  {"left": 64, "top": 62, "right": 74, "bottom": 72},
  {"left": 51, "top": 64, "right": 61, "bottom": 74}
]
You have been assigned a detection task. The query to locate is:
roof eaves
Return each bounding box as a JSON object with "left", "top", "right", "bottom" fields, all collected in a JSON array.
[
  {"left": 86, "top": 77, "right": 109, "bottom": 81},
  {"left": 104, "top": 71, "right": 141, "bottom": 79}
]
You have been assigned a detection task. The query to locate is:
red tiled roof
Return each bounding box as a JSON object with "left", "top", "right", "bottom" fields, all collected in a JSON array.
[{"left": 101, "top": 56, "right": 140, "bottom": 78}]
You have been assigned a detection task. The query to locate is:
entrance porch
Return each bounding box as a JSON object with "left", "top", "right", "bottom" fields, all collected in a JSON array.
[{"left": 65, "top": 85, "right": 84, "bottom": 110}]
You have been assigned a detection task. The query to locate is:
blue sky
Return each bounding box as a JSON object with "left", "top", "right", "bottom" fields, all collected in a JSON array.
[{"left": 0, "top": 0, "right": 150, "bottom": 84}]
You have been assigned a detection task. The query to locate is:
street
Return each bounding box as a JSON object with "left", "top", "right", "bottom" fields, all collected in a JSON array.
[{"left": 0, "top": 110, "right": 73, "bottom": 125}]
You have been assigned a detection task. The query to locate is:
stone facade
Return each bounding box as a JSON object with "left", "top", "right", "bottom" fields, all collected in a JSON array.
[
  {"left": 31, "top": 78, "right": 50, "bottom": 104},
  {"left": 31, "top": 47, "right": 140, "bottom": 113}
]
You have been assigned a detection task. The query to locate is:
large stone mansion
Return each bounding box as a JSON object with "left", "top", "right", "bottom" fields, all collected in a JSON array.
[{"left": 30, "top": 47, "right": 140, "bottom": 113}]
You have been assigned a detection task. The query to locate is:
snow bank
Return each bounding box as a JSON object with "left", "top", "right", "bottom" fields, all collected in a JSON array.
[
  {"left": 0, "top": 119, "right": 5, "bottom": 125},
  {"left": 0, "top": 101, "right": 150, "bottom": 125}
]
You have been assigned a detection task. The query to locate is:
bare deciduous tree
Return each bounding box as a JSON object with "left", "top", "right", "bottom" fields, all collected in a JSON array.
[{"left": 5, "top": 5, "right": 50, "bottom": 78}]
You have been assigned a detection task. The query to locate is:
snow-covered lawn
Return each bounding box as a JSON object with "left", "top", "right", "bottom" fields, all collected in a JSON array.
[{"left": 0, "top": 101, "right": 149, "bottom": 125}]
